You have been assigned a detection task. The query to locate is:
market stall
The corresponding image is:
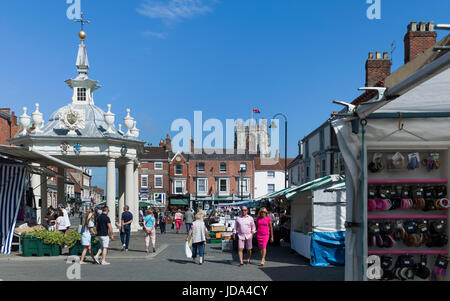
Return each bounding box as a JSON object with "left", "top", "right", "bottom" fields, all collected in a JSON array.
[
  {"left": 332, "top": 51, "right": 450, "bottom": 281},
  {"left": 288, "top": 176, "right": 346, "bottom": 266}
]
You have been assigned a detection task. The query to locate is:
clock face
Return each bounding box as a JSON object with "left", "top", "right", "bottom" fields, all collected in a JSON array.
[{"left": 176, "top": 157, "right": 181, "bottom": 162}]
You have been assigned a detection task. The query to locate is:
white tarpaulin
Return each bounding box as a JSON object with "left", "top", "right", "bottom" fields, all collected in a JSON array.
[{"left": 312, "top": 189, "right": 346, "bottom": 233}]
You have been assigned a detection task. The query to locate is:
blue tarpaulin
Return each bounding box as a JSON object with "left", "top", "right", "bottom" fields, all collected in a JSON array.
[{"left": 310, "top": 231, "right": 346, "bottom": 267}]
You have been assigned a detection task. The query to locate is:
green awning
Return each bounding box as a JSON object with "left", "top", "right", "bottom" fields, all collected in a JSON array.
[
  {"left": 139, "top": 201, "right": 165, "bottom": 208},
  {"left": 255, "top": 175, "right": 345, "bottom": 201},
  {"left": 170, "top": 199, "right": 189, "bottom": 205}
]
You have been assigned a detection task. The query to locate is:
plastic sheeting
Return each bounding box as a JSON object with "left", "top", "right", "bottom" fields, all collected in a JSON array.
[{"left": 310, "top": 231, "right": 346, "bottom": 267}]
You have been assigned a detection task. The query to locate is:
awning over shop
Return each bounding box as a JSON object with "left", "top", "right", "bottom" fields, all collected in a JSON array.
[
  {"left": 139, "top": 201, "right": 165, "bottom": 208},
  {"left": 256, "top": 175, "right": 345, "bottom": 201},
  {"left": 170, "top": 199, "right": 189, "bottom": 206},
  {"left": 0, "top": 144, "right": 83, "bottom": 172}
]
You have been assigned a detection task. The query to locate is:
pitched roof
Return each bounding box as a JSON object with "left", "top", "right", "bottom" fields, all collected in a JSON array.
[
  {"left": 139, "top": 146, "right": 170, "bottom": 161},
  {"left": 254, "top": 157, "right": 295, "bottom": 171}
]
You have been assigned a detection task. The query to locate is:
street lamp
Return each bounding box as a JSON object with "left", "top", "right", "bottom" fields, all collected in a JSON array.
[
  {"left": 271, "top": 113, "right": 288, "bottom": 189},
  {"left": 239, "top": 164, "right": 246, "bottom": 201}
]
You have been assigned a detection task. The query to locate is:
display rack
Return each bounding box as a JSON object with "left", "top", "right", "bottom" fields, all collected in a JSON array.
[{"left": 366, "top": 149, "right": 449, "bottom": 281}]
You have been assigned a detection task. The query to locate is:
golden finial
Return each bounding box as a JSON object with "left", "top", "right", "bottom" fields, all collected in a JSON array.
[{"left": 74, "top": 12, "right": 91, "bottom": 41}]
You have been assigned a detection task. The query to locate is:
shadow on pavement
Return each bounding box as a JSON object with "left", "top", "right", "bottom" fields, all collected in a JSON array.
[{"left": 259, "top": 265, "right": 345, "bottom": 281}]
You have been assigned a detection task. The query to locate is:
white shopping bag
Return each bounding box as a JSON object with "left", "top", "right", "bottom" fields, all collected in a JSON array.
[{"left": 185, "top": 241, "right": 192, "bottom": 258}]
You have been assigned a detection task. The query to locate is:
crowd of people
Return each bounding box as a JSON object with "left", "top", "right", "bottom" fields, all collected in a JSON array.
[{"left": 41, "top": 203, "right": 275, "bottom": 267}]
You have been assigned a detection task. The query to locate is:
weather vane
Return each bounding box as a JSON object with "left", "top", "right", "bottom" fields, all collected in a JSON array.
[{"left": 74, "top": 12, "right": 91, "bottom": 40}]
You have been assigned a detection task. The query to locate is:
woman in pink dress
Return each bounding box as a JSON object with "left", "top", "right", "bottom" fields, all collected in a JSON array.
[{"left": 256, "top": 207, "right": 274, "bottom": 266}]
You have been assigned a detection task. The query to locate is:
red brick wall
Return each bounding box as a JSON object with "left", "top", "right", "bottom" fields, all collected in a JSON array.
[
  {"left": 0, "top": 109, "right": 18, "bottom": 145},
  {"left": 187, "top": 160, "right": 254, "bottom": 196},
  {"left": 139, "top": 161, "right": 170, "bottom": 193}
]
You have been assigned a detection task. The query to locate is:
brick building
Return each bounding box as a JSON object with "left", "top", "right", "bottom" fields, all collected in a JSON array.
[
  {"left": 169, "top": 151, "right": 190, "bottom": 208},
  {"left": 186, "top": 150, "right": 255, "bottom": 211},
  {"left": 139, "top": 145, "right": 170, "bottom": 207},
  {"left": 0, "top": 108, "right": 18, "bottom": 145}
]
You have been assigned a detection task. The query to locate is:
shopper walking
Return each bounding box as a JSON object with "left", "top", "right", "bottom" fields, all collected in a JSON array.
[
  {"left": 94, "top": 206, "right": 114, "bottom": 265},
  {"left": 232, "top": 206, "right": 256, "bottom": 266},
  {"left": 80, "top": 212, "right": 98, "bottom": 264},
  {"left": 255, "top": 207, "right": 274, "bottom": 266},
  {"left": 175, "top": 209, "right": 184, "bottom": 234},
  {"left": 44, "top": 207, "right": 57, "bottom": 231},
  {"left": 120, "top": 205, "right": 133, "bottom": 252},
  {"left": 159, "top": 209, "right": 167, "bottom": 234},
  {"left": 143, "top": 210, "right": 157, "bottom": 254},
  {"left": 184, "top": 208, "right": 194, "bottom": 233},
  {"left": 186, "top": 213, "right": 209, "bottom": 265}
]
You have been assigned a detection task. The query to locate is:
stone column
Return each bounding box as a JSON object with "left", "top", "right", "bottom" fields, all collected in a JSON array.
[
  {"left": 125, "top": 159, "right": 136, "bottom": 231},
  {"left": 106, "top": 158, "right": 117, "bottom": 231},
  {"left": 118, "top": 166, "right": 125, "bottom": 223},
  {"left": 57, "top": 168, "right": 65, "bottom": 206},
  {"left": 31, "top": 164, "right": 42, "bottom": 224},
  {"left": 133, "top": 163, "right": 139, "bottom": 231}
]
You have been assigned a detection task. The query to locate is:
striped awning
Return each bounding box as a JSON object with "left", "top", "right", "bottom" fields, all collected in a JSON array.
[
  {"left": 256, "top": 175, "right": 345, "bottom": 201},
  {"left": 0, "top": 159, "right": 27, "bottom": 255}
]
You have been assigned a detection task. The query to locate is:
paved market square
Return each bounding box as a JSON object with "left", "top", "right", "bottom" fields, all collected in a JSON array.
[{"left": 0, "top": 218, "right": 343, "bottom": 281}]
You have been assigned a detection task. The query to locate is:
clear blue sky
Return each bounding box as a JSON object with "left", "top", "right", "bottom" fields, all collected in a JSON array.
[{"left": 1, "top": 0, "right": 449, "bottom": 189}]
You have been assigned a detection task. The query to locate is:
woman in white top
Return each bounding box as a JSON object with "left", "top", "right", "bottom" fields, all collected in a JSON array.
[
  {"left": 80, "top": 212, "right": 98, "bottom": 264},
  {"left": 56, "top": 211, "right": 67, "bottom": 233},
  {"left": 186, "top": 213, "right": 209, "bottom": 265}
]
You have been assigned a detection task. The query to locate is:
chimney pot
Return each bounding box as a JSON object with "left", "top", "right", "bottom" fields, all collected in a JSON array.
[
  {"left": 368, "top": 52, "right": 374, "bottom": 59},
  {"left": 376, "top": 51, "right": 381, "bottom": 59},
  {"left": 428, "top": 21, "right": 435, "bottom": 31},
  {"left": 383, "top": 52, "right": 389, "bottom": 59},
  {"left": 419, "top": 21, "right": 426, "bottom": 31},
  {"left": 409, "top": 21, "right": 417, "bottom": 32}
]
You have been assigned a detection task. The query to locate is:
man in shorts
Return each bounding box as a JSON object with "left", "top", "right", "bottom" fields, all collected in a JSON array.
[
  {"left": 95, "top": 206, "right": 114, "bottom": 265},
  {"left": 232, "top": 206, "right": 256, "bottom": 266}
]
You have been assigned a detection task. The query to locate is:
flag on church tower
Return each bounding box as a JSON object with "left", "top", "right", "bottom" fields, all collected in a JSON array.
[{"left": 252, "top": 108, "right": 261, "bottom": 114}]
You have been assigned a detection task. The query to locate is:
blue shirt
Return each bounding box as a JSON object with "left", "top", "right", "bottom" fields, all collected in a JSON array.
[
  {"left": 144, "top": 215, "right": 156, "bottom": 227},
  {"left": 121, "top": 211, "right": 133, "bottom": 224}
]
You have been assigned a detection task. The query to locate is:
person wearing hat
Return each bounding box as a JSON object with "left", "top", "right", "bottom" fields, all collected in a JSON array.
[{"left": 80, "top": 212, "right": 99, "bottom": 264}]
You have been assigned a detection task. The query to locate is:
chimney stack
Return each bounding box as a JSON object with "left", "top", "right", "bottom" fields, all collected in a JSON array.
[
  {"left": 365, "top": 51, "right": 392, "bottom": 87},
  {"left": 190, "top": 136, "right": 194, "bottom": 154},
  {"left": 165, "top": 134, "right": 172, "bottom": 151},
  {"left": 404, "top": 21, "right": 436, "bottom": 64}
]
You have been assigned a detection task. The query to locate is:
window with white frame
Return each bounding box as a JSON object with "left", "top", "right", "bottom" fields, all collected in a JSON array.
[
  {"left": 174, "top": 180, "right": 185, "bottom": 194},
  {"left": 218, "top": 178, "right": 229, "bottom": 194},
  {"left": 238, "top": 178, "right": 249, "bottom": 194},
  {"left": 154, "top": 175, "right": 163, "bottom": 188},
  {"left": 267, "top": 171, "right": 275, "bottom": 178},
  {"left": 154, "top": 162, "right": 163, "bottom": 170},
  {"left": 268, "top": 184, "right": 275, "bottom": 194},
  {"left": 197, "top": 162, "right": 205, "bottom": 173},
  {"left": 175, "top": 164, "right": 183, "bottom": 175},
  {"left": 240, "top": 163, "right": 247, "bottom": 172},
  {"left": 220, "top": 162, "right": 227, "bottom": 173},
  {"left": 197, "top": 178, "right": 208, "bottom": 195},
  {"left": 141, "top": 175, "right": 148, "bottom": 188},
  {"left": 77, "top": 88, "right": 87, "bottom": 101}
]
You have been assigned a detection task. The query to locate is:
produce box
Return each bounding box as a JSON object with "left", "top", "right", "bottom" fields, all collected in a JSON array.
[
  {"left": 211, "top": 225, "right": 226, "bottom": 232},
  {"left": 216, "top": 232, "right": 222, "bottom": 239},
  {"left": 221, "top": 232, "right": 233, "bottom": 241}
]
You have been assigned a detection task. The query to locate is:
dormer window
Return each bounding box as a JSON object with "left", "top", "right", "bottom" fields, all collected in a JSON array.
[{"left": 77, "top": 88, "right": 87, "bottom": 101}]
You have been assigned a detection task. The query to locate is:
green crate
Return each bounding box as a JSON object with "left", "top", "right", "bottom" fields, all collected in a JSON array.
[
  {"left": 22, "top": 237, "right": 42, "bottom": 257},
  {"left": 209, "top": 239, "right": 222, "bottom": 244},
  {"left": 41, "top": 244, "right": 61, "bottom": 257},
  {"left": 209, "top": 232, "right": 216, "bottom": 237},
  {"left": 69, "top": 242, "right": 83, "bottom": 256}
]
